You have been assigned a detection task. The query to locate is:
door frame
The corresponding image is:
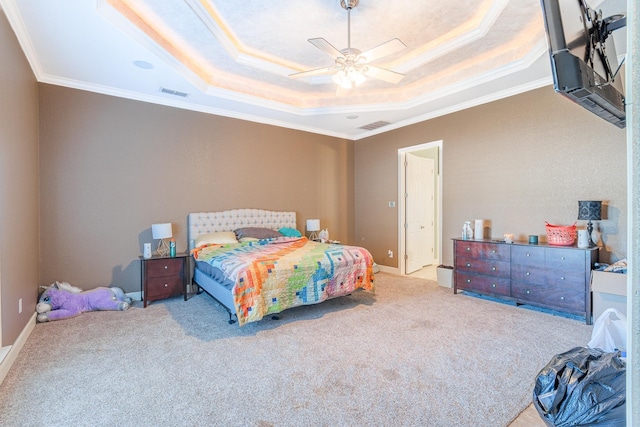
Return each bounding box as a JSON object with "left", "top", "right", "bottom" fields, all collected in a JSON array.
[{"left": 397, "top": 140, "right": 443, "bottom": 276}]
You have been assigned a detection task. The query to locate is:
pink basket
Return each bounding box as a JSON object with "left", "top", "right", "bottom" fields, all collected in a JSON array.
[{"left": 545, "top": 222, "right": 577, "bottom": 246}]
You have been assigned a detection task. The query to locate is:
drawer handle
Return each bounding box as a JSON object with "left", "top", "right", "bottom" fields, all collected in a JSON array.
[
  {"left": 164, "top": 265, "right": 168, "bottom": 270},
  {"left": 560, "top": 277, "right": 565, "bottom": 280},
  {"left": 466, "top": 247, "right": 471, "bottom": 251},
  {"left": 561, "top": 257, "right": 565, "bottom": 260},
  {"left": 466, "top": 263, "right": 471, "bottom": 267},
  {"left": 526, "top": 272, "right": 530, "bottom": 276},
  {"left": 491, "top": 283, "right": 496, "bottom": 288},
  {"left": 560, "top": 296, "right": 565, "bottom": 300},
  {"left": 164, "top": 283, "right": 168, "bottom": 287},
  {"left": 526, "top": 253, "right": 530, "bottom": 257},
  {"left": 492, "top": 250, "right": 496, "bottom": 253},
  {"left": 526, "top": 290, "right": 531, "bottom": 294},
  {"left": 466, "top": 279, "right": 471, "bottom": 283},
  {"left": 491, "top": 266, "right": 496, "bottom": 271}
]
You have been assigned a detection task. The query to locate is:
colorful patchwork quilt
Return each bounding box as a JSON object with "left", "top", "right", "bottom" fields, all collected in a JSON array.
[{"left": 192, "top": 237, "right": 374, "bottom": 326}]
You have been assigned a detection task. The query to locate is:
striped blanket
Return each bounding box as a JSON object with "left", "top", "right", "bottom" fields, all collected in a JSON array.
[{"left": 193, "top": 237, "right": 374, "bottom": 326}]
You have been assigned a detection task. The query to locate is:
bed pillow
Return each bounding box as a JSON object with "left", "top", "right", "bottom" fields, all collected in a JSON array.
[
  {"left": 279, "top": 227, "right": 302, "bottom": 237},
  {"left": 195, "top": 231, "right": 238, "bottom": 247},
  {"left": 234, "top": 227, "right": 283, "bottom": 240}
]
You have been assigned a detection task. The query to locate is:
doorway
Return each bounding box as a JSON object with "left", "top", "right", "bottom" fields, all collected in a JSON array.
[{"left": 398, "top": 141, "right": 443, "bottom": 276}]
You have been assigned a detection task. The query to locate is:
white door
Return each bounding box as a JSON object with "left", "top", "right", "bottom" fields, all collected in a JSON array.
[{"left": 405, "top": 154, "right": 435, "bottom": 274}]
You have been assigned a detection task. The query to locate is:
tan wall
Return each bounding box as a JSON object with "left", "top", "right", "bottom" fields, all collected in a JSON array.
[
  {"left": 38, "top": 85, "right": 354, "bottom": 293},
  {"left": 1, "top": 8, "right": 629, "bottom": 345},
  {"left": 0, "top": 10, "right": 40, "bottom": 346},
  {"left": 355, "top": 87, "right": 627, "bottom": 268}
]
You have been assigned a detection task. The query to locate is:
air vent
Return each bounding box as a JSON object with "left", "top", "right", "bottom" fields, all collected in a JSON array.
[
  {"left": 359, "top": 120, "right": 391, "bottom": 131},
  {"left": 160, "top": 87, "right": 189, "bottom": 97}
]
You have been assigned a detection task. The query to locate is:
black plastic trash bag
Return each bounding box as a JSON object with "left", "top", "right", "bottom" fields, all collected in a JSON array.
[{"left": 533, "top": 346, "right": 625, "bottom": 426}]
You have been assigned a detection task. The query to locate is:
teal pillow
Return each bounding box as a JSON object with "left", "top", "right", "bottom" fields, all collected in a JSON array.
[{"left": 279, "top": 227, "right": 302, "bottom": 237}]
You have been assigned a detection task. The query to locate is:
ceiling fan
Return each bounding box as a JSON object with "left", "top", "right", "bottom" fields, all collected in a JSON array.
[{"left": 289, "top": 0, "right": 406, "bottom": 90}]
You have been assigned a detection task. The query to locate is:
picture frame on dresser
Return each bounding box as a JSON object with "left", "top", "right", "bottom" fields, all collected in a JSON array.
[{"left": 452, "top": 238, "right": 599, "bottom": 324}]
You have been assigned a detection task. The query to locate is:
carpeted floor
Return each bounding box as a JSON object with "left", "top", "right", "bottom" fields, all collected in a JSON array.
[{"left": 0, "top": 273, "right": 593, "bottom": 426}]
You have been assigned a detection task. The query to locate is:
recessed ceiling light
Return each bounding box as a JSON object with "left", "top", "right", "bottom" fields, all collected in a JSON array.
[
  {"left": 134, "top": 60, "right": 154, "bottom": 70},
  {"left": 347, "top": 115, "right": 359, "bottom": 119}
]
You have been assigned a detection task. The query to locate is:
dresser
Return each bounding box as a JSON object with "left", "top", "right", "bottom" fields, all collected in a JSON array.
[{"left": 453, "top": 239, "right": 598, "bottom": 324}]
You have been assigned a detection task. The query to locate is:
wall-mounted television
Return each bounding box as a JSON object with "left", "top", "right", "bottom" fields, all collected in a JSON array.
[{"left": 540, "top": 0, "right": 626, "bottom": 128}]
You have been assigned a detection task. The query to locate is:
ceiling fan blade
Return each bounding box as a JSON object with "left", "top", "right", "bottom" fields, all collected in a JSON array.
[
  {"left": 360, "top": 38, "right": 406, "bottom": 63},
  {"left": 308, "top": 38, "right": 345, "bottom": 59},
  {"left": 289, "top": 66, "right": 336, "bottom": 79},
  {"left": 363, "top": 66, "right": 405, "bottom": 84}
]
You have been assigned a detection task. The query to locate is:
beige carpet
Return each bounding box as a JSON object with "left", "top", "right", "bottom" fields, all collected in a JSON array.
[{"left": 0, "top": 273, "right": 593, "bottom": 426}]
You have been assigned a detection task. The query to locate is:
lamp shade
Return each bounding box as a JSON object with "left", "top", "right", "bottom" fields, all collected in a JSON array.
[
  {"left": 577, "top": 201, "right": 602, "bottom": 221},
  {"left": 306, "top": 219, "right": 320, "bottom": 232},
  {"left": 152, "top": 223, "right": 173, "bottom": 239}
]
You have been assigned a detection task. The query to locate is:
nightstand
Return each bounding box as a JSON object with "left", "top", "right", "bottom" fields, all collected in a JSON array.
[{"left": 140, "top": 253, "right": 189, "bottom": 307}]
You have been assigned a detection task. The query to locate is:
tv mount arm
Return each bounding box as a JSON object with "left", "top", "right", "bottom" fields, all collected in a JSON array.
[
  {"left": 598, "top": 13, "right": 627, "bottom": 42},
  {"left": 578, "top": 0, "right": 626, "bottom": 83}
]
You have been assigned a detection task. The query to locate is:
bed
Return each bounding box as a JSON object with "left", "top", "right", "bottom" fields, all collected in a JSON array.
[{"left": 188, "top": 209, "right": 375, "bottom": 326}]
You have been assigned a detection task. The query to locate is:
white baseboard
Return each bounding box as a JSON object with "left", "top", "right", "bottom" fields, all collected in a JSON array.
[
  {"left": 126, "top": 291, "right": 142, "bottom": 302},
  {"left": 376, "top": 264, "right": 399, "bottom": 274},
  {"left": 0, "top": 346, "right": 10, "bottom": 365},
  {"left": 0, "top": 312, "right": 36, "bottom": 385}
]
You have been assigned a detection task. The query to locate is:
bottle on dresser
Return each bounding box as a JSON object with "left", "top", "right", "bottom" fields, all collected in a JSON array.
[{"left": 462, "top": 221, "right": 473, "bottom": 240}]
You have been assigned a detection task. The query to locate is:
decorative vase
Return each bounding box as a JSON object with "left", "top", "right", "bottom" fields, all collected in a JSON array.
[
  {"left": 474, "top": 219, "right": 485, "bottom": 240},
  {"left": 577, "top": 230, "right": 589, "bottom": 248}
]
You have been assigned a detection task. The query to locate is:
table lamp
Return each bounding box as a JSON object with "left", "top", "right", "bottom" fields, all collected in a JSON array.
[
  {"left": 306, "top": 219, "right": 320, "bottom": 241},
  {"left": 152, "top": 223, "right": 172, "bottom": 256},
  {"left": 577, "top": 201, "right": 601, "bottom": 247}
]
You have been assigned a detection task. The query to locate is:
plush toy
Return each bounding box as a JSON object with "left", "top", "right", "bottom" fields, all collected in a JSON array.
[{"left": 36, "top": 281, "right": 132, "bottom": 322}]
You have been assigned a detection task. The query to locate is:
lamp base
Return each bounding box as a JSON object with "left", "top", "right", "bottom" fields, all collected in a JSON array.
[
  {"left": 586, "top": 220, "right": 596, "bottom": 247},
  {"left": 155, "top": 239, "right": 170, "bottom": 257},
  {"left": 309, "top": 231, "right": 319, "bottom": 241}
]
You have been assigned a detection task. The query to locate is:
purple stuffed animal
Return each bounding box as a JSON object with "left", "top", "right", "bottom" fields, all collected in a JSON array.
[{"left": 36, "top": 281, "right": 131, "bottom": 322}]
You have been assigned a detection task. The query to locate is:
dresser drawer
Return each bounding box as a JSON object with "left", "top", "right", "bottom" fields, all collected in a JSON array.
[
  {"left": 545, "top": 248, "right": 585, "bottom": 271},
  {"left": 455, "top": 241, "right": 509, "bottom": 261},
  {"left": 456, "top": 257, "right": 510, "bottom": 277},
  {"left": 145, "top": 258, "right": 184, "bottom": 278},
  {"left": 145, "top": 276, "right": 184, "bottom": 299},
  {"left": 511, "top": 264, "right": 546, "bottom": 286},
  {"left": 455, "top": 272, "right": 510, "bottom": 296},
  {"left": 544, "top": 271, "right": 585, "bottom": 291},
  {"left": 511, "top": 282, "right": 585, "bottom": 312},
  {"left": 511, "top": 245, "right": 545, "bottom": 266}
]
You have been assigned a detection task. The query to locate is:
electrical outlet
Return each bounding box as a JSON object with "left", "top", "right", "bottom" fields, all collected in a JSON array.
[
  {"left": 388, "top": 250, "right": 393, "bottom": 258},
  {"left": 388, "top": 201, "right": 396, "bottom": 208},
  {"left": 18, "top": 298, "right": 22, "bottom": 314}
]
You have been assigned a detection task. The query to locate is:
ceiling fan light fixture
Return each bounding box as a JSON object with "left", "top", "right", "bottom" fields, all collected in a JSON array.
[
  {"left": 349, "top": 68, "right": 367, "bottom": 86},
  {"left": 289, "top": 0, "right": 405, "bottom": 89},
  {"left": 332, "top": 70, "right": 352, "bottom": 89},
  {"left": 332, "top": 66, "right": 366, "bottom": 89}
]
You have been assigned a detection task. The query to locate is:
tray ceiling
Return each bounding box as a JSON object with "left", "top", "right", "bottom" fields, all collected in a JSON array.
[{"left": 0, "top": 0, "right": 627, "bottom": 139}]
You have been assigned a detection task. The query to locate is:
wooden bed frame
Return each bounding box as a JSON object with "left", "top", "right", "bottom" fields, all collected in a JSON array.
[{"left": 187, "top": 209, "right": 297, "bottom": 323}]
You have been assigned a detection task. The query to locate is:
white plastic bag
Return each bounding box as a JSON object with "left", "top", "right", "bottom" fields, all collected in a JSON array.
[{"left": 588, "top": 308, "right": 627, "bottom": 355}]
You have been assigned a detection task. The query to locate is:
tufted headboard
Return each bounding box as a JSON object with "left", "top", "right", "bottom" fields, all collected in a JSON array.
[{"left": 187, "top": 209, "right": 297, "bottom": 250}]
